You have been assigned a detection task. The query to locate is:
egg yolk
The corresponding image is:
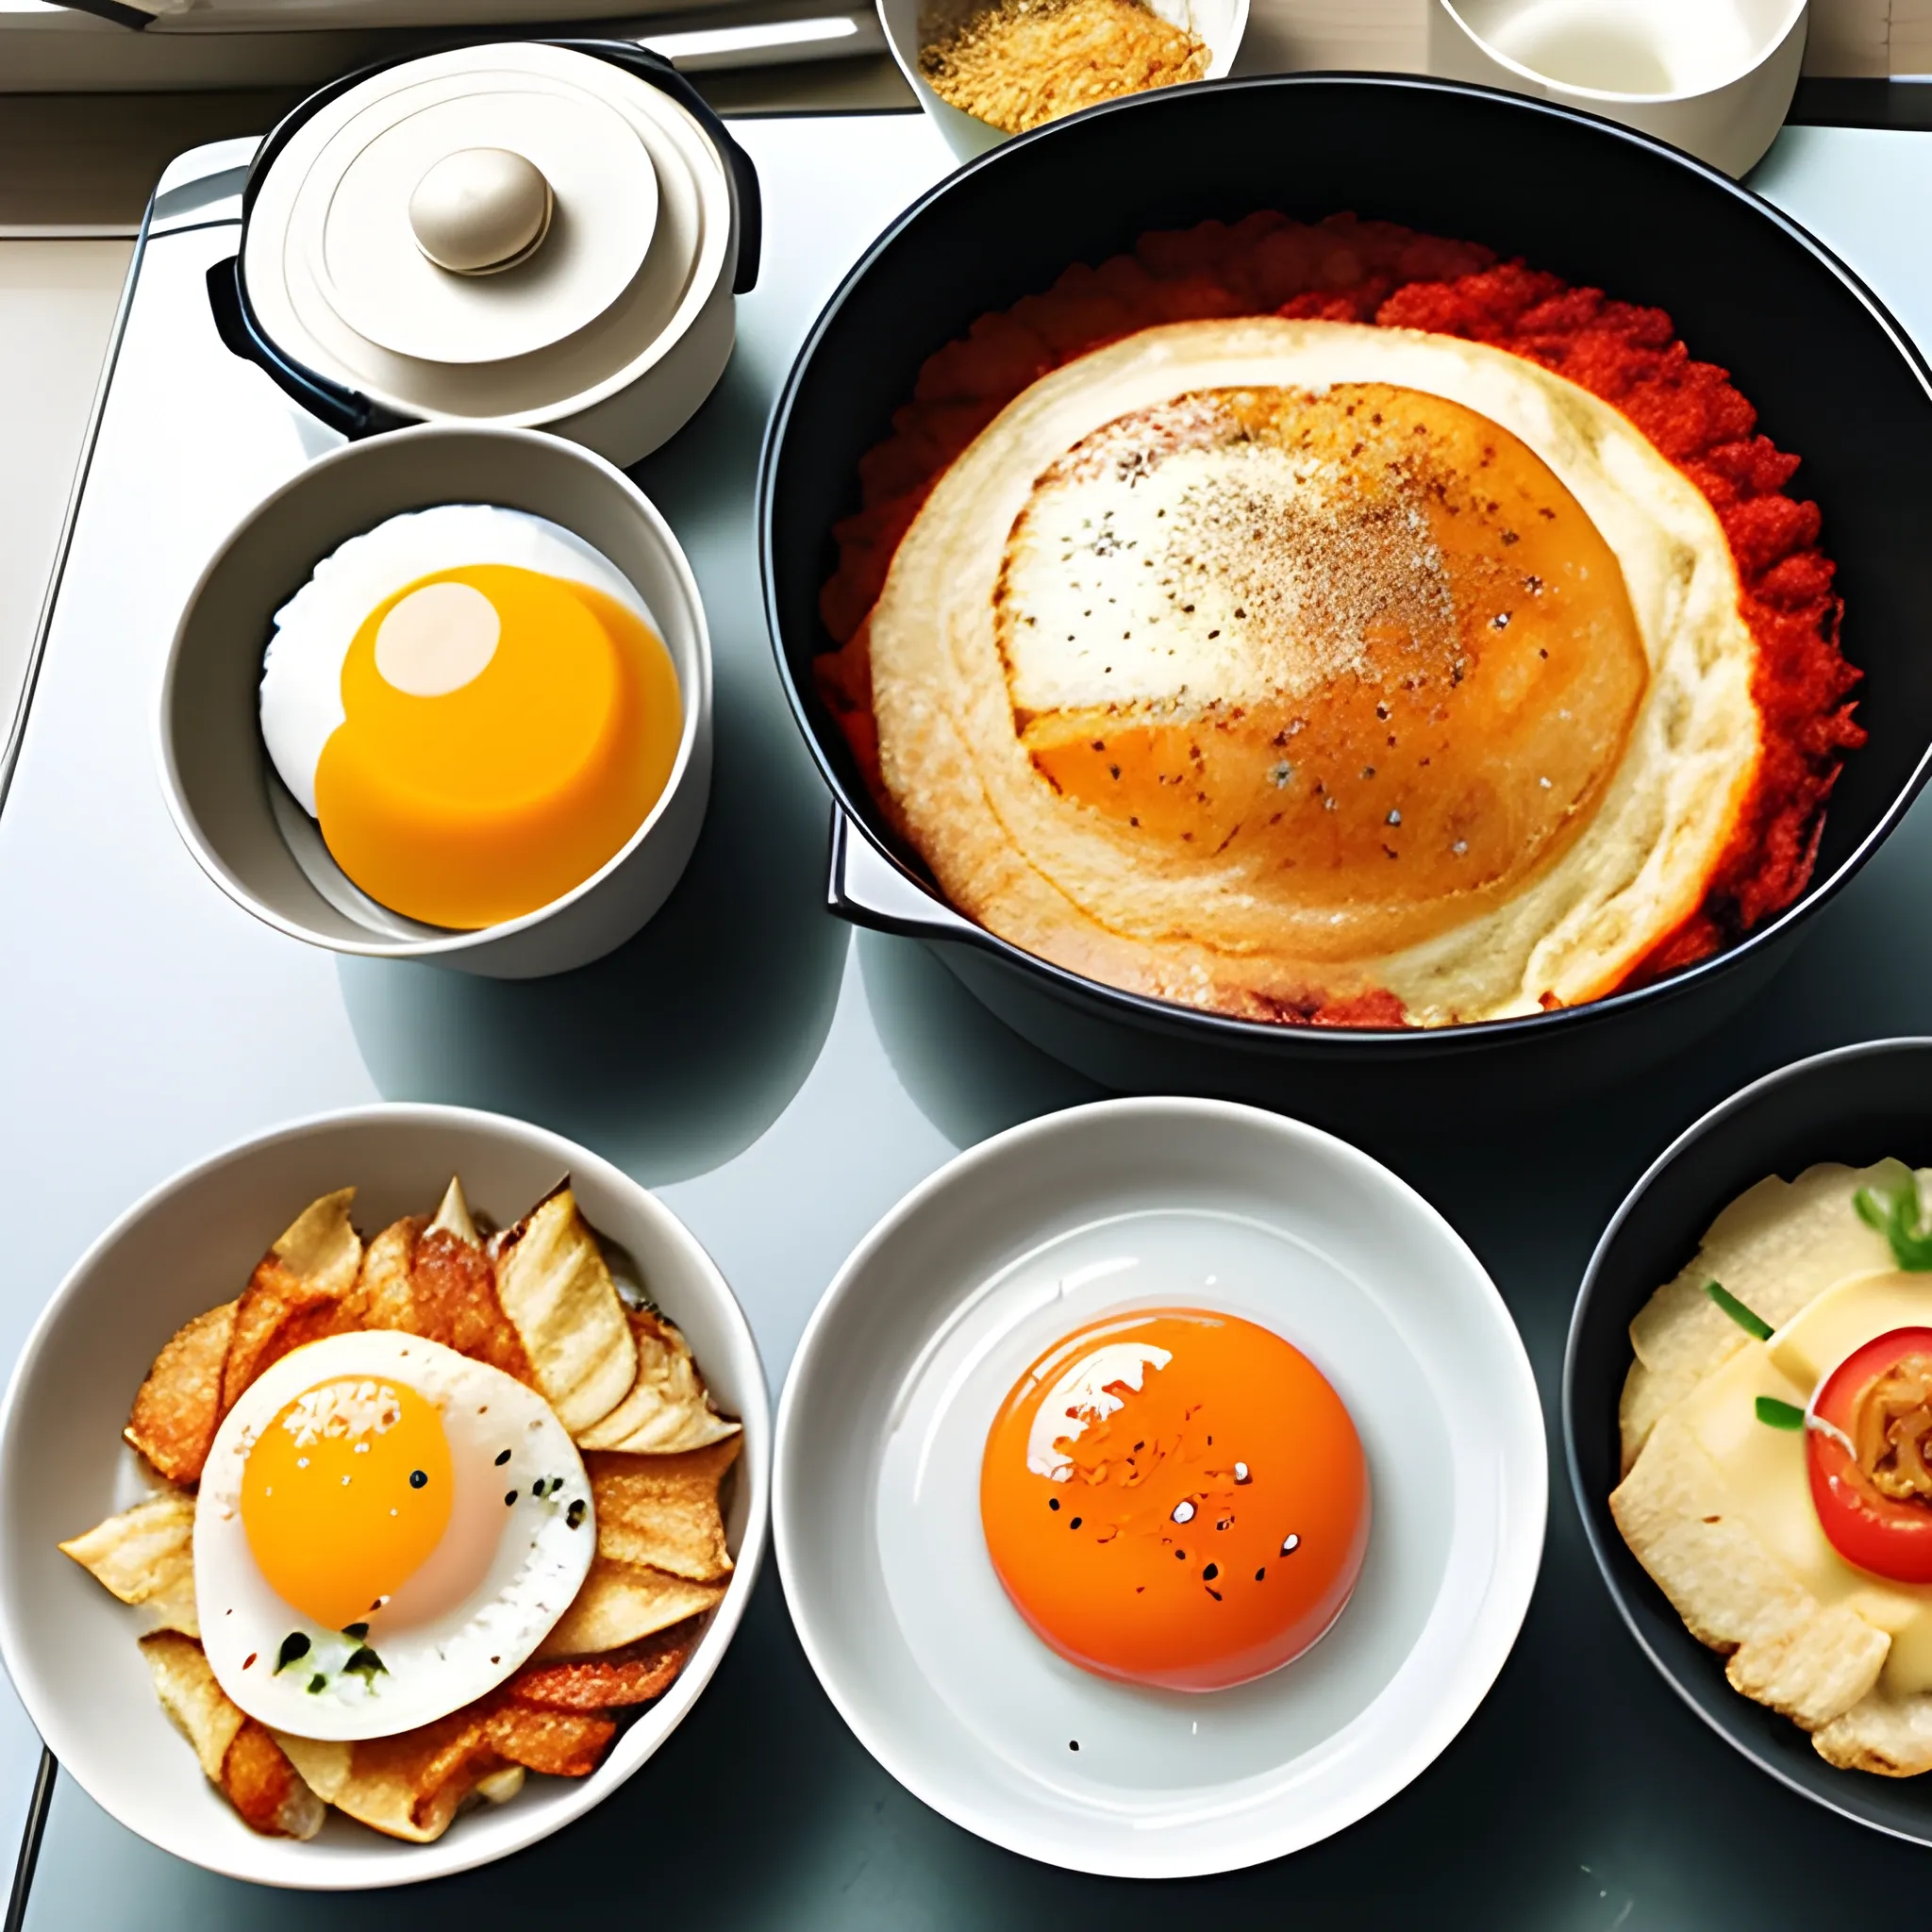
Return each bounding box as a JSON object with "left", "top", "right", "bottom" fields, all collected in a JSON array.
[
  {"left": 1006, "top": 381, "right": 1652, "bottom": 961},
  {"left": 980, "top": 1309, "right": 1369, "bottom": 1691},
  {"left": 313, "top": 563, "right": 681, "bottom": 929},
  {"left": 240, "top": 1375, "right": 455, "bottom": 1631}
]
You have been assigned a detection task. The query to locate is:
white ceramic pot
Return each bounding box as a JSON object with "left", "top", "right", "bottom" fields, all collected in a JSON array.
[
  {"left": 878, "top": 0, "right": 1249, "bottom": 164},
  {"left": 1427, "top": 0, "right": 1807, "bottom": 178},
  {"left": 158, "top": 425, "right": 712, "bottom": 978},
  {"left": 0, "top": 1104, "right": 769, "bottom": 1889}
]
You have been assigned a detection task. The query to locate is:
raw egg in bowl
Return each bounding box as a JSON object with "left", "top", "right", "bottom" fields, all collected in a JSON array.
[
  {"left": 159, "top": 426, "right": 712, "bottom": 978},
  {"left": 774, "top": 1096, "right": 1545, "bottom": 1876}
]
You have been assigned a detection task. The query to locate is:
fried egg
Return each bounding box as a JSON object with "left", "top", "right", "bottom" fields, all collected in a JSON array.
[
  {"left": 195, "top": 1330, "right": 594, "bottom": 1740},
  {"left": 980, "top": 1308, "right": 1369, "bottom": 1691},
  {"left": 867, "top": 317, "right": 1760, "bottom": 1024},
  {"left": 260, "top": 504, "right": 682, "bottom": 930}
]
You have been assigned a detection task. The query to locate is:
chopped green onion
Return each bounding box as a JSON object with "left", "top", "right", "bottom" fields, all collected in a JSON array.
[
  {"left": 1706, "top": 1280, "right": 1773, "bottom": 1341},
  {"left": 343, "top": 1645, "right": 387, "bottom": 1680},
  {"left": 1855, "top": 1177, "right": 1932, "bottom": 1272},
  {"left": 1756, "top": 1396, "right": 1806, "bottom": 1430}
]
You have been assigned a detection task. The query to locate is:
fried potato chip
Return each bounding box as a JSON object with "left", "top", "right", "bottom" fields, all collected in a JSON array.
[
  {"left": 276, "top": 1696, "right": 614, "bottom": 1843},
  {"left": 125, "top": 1302, "right": 235, "bottom": 1484},
  {"left": 140, "top": 1632, "right": 322, "bottom": 1839},
  {"left": 493, "top": 1189, "right": 635, "bottom": 1435},
  {"left": 1610, "top": 1410, "right": 1888, "bottom": 1727},
  {"left": 220, "top": 1188, "right": 364, "bottom": 1411},
  {"left": 60, "top": 1490, "right": 198, "bottom": 1636},
  {"left": 533, "top": 1555, "right": 726, "bottom": 1659},
  {"left": 575, "top": 1308, "right": 742, "bottom": 1455},
  {"left": 1619, "top": 1161, "right": 1912, "bottom": 1474},
  {"left": 507, "top": 1620, "right": 701, "bottom": 1711},
  {"left": 586, "top": 1439, "right": 737, "bottom": 1582},
  {"left": 1814, "top": 1687, "right": 1932, "bottom": 1776},
  {"left": 346, "top": 1204, "right": 533, "bottom": 1384}
]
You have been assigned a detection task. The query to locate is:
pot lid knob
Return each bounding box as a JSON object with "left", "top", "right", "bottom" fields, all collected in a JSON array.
[{"left": 408, "top": 146, "right": 554, "bottom": 275}]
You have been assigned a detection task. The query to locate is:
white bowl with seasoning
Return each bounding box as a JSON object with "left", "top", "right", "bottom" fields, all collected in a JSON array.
[
  {"left": 158, "top": 424, "right": 712, "bottom": 979},
  {"left": 775, "top": 1097, "right": 1546, "bottom": 1875},
  {"left": 211, "top": 41, "right": 760, "bottom": 464},
  {"left": 878, "top": 0, "right": 1248, "bottom": 163},
  {"left": 1426, "top": 0, "right": 1806, "bottom": 178},
  {"left": 0, "top": 1103, "right": 770, "bottom": 1889}
]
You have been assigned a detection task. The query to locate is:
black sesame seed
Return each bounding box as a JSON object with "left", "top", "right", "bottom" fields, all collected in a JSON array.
[
  {"left": 494, "top": 1450, "right": 510, "bottom": 1467},
  {"left": 308, "top": 1674, "right": 327, "bottom": 1693},
  {"left": 341, "top": 1622, "right": 369, "bottom": 1641},
  {"left": 344, "top": 1646, "right": 386, "bottom": 1677},
  {"left": 275, "top": 1632, "right": 310, "bottom": 1673},
  {"left": 566, "top": 1499, "right": 587, "bottom": 1530},
  {"left": 1203, "top": 1563, "right": 1219, "bottom": 1582},
  {"left": 409, "top": 1470, "right": 428, "bottom": 1490},
  {"left": 1070, "top": 1516, "right": 1082, "bottom": 1530},
  {"left": 1174, "top": 1549, "right": 1186, "bottom": 1560},
  {"left": 1255, "top": 1568, "right": 1266, "bottom": 1582},
  {"left": 504, "top": 1490, "right": 518, "bottom": 1507},
  {"left": 1069, "top": 1740, "right": 1080, "bottom": 1752},
  {"left": 1048, "top": 1498, "right": 1060, "bottom": 1512}
]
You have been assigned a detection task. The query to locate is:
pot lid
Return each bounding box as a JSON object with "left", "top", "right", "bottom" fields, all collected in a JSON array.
[{"left": 242, "top": 42, "right": 734, "bottom": 425}]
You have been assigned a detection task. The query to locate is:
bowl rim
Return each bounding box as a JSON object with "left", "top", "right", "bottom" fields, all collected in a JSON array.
[
  {"left": 758, "top": 71, "right": 1932, "bottom": 1058},
  {"left": 1434, "top": 0, "right": 1808, "bottom": 107},
  {"left": 155, "top": 421, "right": 713, "bottom": 962},
  {"left": 0, "top": 1099, "right": 772, "bottom": 1890},
  {"left": 1562, "top": 1035, "right": 1932, "bottom": 1843},
  {"left": 773, "top": 1092, "right": 1548, "bottom": 1875}
]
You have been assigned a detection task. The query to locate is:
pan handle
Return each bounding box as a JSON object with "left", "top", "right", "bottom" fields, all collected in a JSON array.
[
  {"left": 558, "top": 40, "right": 763, "bottom": 293},
  {"left": 205, "top": 255, "right": 411, "bottom": 441},
  {"left": 826, "top": 808, "right": 984, "bottom": 941}
]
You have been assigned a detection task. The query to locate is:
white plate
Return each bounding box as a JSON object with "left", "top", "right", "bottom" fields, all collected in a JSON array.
[
  {"left": 774, "top": 1096, "right": 1544, "bottom": 1876},
  {"left": 0, "top": 1104, "right": 769, "bottom": 1890}
]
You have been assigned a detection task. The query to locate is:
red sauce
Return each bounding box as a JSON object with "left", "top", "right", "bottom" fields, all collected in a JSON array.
[{"left": 815, "top": 212, "right": 1863, "bottom": 1019}]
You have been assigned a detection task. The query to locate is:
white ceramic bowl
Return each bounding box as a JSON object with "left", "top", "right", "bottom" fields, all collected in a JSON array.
[
  {"left": 774, "top": 1097, "right": 1545, "bottom": 1876},
  {"left": 0, "top": 1104, "right": 769, "bottom": 1890},
  {"left": 158, "top": 425, "right": 713, "bottom": 979},
  {"left": 1427, "top": 0, "right": 1806, "bottom": 177},
  {"left": 878, "top": 0, "right": 1249, "bottom": 163}
]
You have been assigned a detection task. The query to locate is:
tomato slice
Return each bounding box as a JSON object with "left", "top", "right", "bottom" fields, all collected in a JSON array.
[{"left": 1807, "top": 1325, "right": 1932, "bottom": 1584}]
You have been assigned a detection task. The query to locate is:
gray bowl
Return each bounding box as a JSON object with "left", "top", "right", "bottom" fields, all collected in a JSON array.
[
  {"left": 158, "top": 425, "right": 712, "bottom": 978},
  {"left": 1565, "top": 1037, "right": 1932, "bottom": 1841}
]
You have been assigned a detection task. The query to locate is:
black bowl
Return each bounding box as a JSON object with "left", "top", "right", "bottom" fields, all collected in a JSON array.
[
  {"left": 758, "top": 75, "right": 1932, "bottom": 1123},
  {"left": 1566, "top": 1037, "right": 1932, "bottom": 1840}
]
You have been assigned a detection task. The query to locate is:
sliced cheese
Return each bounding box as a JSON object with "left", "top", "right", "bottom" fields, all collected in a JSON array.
[
  {"left": 1767, "top": 1268, "right": 1932, "bottom": 1391},
  {"left": 1681, "top": 1328, "right": 1932, "bottom": 1691}
]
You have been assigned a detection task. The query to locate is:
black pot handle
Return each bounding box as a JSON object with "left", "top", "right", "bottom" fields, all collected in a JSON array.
[
  {"left": 555, "top": 39, "right": 762, "bottom": 293},
  {"left": 205, "top": 253, "right": 412, "bottom": 441},
  {"left": 826, "top": 807, "right": 985, "bottom": 941}
]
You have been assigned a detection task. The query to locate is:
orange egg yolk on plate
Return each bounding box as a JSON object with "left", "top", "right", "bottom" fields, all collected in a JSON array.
[
  {"left": 980, "top": 1308, "right": 1369, "bottom": 1691},
  {"left": 240, "top": 1375, "right": 454, "bottom": 1630},
  {"left": 314, "top": 562, "right": 681, "bottom": 929}
]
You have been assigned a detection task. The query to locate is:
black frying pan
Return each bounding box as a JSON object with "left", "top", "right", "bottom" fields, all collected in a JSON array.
[{"left": 758, "top": 75, "right": 1932, "bottom": 1121}]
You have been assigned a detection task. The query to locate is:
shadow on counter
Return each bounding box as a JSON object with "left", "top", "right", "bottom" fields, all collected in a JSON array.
[{"left": 337, "top": 356, "right": 850, "bottom": 1187}]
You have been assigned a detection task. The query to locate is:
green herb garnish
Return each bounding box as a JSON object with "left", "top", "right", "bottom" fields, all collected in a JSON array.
[
  {"left": 1856, "top": 1175, "right": 1932, "bottom": 1271},
  {"left": 274, "top": 1632, "right": 310, "bottom": 1674},
  {"left": 1706, "top": 1280, "right": 1774, "bottom": 1341},
  {"left": 1756, "top": 1396, "right": 1806, "bottom": 1430},
  {"left": 308, "top": 1674, "right": 327, "bottom": 1694},
  {"left": 343, "top": 1646, "right": 387, "bottom": 1680}
]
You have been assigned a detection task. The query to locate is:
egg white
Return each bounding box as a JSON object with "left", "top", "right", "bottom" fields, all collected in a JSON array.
[
  {"left": 259, "top": 504, "right": 658, "bottom": 817},
  {"left": 194, "top": 1330, "right": 595, "bottom": 1741}
]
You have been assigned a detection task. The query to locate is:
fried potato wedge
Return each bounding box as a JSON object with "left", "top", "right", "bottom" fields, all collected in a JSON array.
[
  {"left": 141, "top": 1633, "right": 322, "bottom": 1839},
  {"left": 1619, "top": 1161, "right": 1912, "bottom": 1474},
  {"left": 277, "top": 1697, "right": 614, "bottom": 1843},
  {"left": 493, "top": 1189, "right": 636, "bottom": 1435},
  {"left": 60, "top": 1490, "right": 198, "bottom": 1637},
  {"left": 575, "top": 1309, "right": 741, "bottom": 1455},
  {"left": 1610, "top": 1410, "right": 1888, "bottom": 1727},
  {"left": 508, "top": 1620, "right": 701, "bottom": 1711},
  {"left": 534, "top": 1555, "right": 726, "bottom": 1659},
  {"left": 1815, "top": 1687, "right": 1932, "bottom": 1776},
  {"left": 587, "top": 1438, "right": 737, "bottom": 1582},
  {"left": 220, "top": 1189, "right": 364, "bottom": 1411},
  {"left": 125, "top": 1302, "right": 235, "bottom": 1485}
]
